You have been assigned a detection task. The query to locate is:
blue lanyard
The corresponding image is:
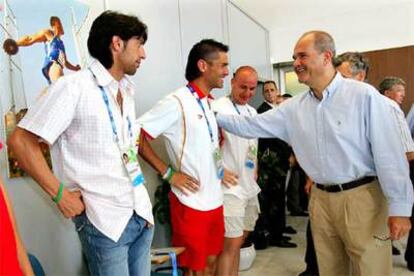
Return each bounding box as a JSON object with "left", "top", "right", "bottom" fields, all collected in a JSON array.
[
  {"left": 89, "top": 69, "right": 132, "bottom": 144},
  {"left": 231, "top": 99, "right": 252, "bottom": 116},
  {"left": 187, "top": 84, "right": 214, "bottom": 143},
  {"left": 169, "top": 251, "right": 178, "bottom": 276}
]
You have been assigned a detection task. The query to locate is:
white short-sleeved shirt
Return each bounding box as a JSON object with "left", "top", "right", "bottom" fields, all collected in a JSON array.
[
  {"left": 18, "top": 60, "right": 153, "bottom": 242},
  {"left": 383, "top": 96, "right": 414, "bottom": 153},
  {"left": 137, "top": 84, "right": 223, "bottom": 211},
  {"left": 212, "top": 96, "right": 260, "bottom": 200}
]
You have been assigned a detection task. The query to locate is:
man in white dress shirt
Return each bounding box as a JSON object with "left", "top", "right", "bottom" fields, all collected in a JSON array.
[
  {"left": 378, "top": 77, "right": 414, "bottom": 161},
  {"left": 378, "top": 76, "right": 414, "bottom": 271},
  {"left": 8, "top": 11, "right": 154, "bottom": 276},
  {"left": 216, "top": 31, "right": 413, "bottom": 275}
]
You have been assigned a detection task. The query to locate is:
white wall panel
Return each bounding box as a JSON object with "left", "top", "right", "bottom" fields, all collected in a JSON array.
[
  {"left": 106, "top": 0, "right": 184, "bottom": 115},
  {"left": 227, "top": 1, "right": 272, "bottom": 81}
]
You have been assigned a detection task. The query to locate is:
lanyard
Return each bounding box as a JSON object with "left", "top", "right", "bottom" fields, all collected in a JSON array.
[
  {"left": 89, "top": 69, "right": 132, "bottom": 144},
  {"left": 187, "top": 84, "right": 214, "bottom": 143},
  {"left": 229, "top": 97, "right": 255, "bottom": 148},
  {"left": 169, "top": 251, "right": 178, "bottom": 276},
  {"left": 231, "top": 98, "right": 253, "bottom": 116}
]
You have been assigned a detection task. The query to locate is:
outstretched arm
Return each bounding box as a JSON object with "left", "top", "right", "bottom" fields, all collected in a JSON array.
[
  {"left": 216, "top": 106, "right": 289, "bottom": 142},
  {"left": 16, "top": 29, "right": 49, "bottom": 47}
]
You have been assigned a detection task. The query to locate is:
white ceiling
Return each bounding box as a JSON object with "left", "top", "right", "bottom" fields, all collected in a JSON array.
[{"left": 232, "top": 0, "right": 414, "bottom": 63}]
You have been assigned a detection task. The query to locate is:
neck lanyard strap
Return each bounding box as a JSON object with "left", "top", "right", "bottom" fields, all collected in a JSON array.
[
  {"left": 231, "top": 97, "right": 252, "bottom": 116},
  {"left": 187, "top": 84, "right": 214, "bottom": 143},
  {"left": 89, "top": 69, "right": 132, "bottom": 144}
]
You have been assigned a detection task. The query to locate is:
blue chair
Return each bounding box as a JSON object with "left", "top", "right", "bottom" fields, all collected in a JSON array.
[{"left": 28, "top": 254, "right": 45, "bottom": 276}]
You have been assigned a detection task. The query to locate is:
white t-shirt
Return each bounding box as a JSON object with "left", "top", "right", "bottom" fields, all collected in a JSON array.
[
  {"left": 137, "top": 84, "right": 223, "bottom": 211},
  {"left": 212, "top": 96, "right": 260, "bottom": 200},
  {"left": 19, "top": 60, "right": 153, "bottom": 242}
]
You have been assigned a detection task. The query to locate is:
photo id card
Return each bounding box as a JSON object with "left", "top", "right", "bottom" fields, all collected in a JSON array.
[
  {"left": 245, "top": 144, "right": 257, "bottom": 169},
  {"left": 213, "top": 147, "right": 224, "bottom": 179},
  {"left": 121, "top": 145, "right": 145, "bottom": 187}
]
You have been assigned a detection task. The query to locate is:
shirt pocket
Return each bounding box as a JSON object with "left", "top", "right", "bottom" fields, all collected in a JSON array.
[{"left": 327, "top": 107, "right": 348, "bottom": 136}]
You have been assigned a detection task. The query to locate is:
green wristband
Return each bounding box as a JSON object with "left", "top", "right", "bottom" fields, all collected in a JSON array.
[
  {"left": 52, "top": 182, "right": 64, "bottom": 204},
  {"left": 166, "top": 167, "right": 176, "bottom": 183}
]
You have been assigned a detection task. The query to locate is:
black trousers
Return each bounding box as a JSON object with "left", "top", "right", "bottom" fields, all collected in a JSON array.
[
  {"left": 262, "top": 176, "right": 287, "bottom": 241},
  {"left": 287, "top": 166, "right": 308, "bottom": 214},
  {"left": 404, "top": 161, "right": 414, "bottom": 268},
  {"left": 304, "top": 221, "right": 319, "bottom": 273}
]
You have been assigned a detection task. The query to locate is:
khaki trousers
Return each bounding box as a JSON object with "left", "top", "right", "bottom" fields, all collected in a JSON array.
[{"left": 309, "top": 180, "right": 392, "bottom": 276}]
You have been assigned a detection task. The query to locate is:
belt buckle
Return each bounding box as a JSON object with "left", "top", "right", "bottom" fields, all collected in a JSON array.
[{"left": 338, "top": 183, "right": 344, "bottom": 191}]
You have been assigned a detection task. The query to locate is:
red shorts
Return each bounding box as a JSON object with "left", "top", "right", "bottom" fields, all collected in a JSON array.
[{"left": 169, "top": 192, "right": 224, "bottom": 271}]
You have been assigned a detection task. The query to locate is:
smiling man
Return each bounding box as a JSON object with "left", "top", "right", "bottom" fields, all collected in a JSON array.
[
  {"left": 138, "top": 39, "right": 229, "bottom": 275},
  {"left": 215, "top": 30, "right": 413, "bottom": 275},
  {"left": 212, "top": 66, "right": 261, "bottom": 275}
]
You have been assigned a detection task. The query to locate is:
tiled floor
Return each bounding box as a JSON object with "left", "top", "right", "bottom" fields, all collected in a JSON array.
[{"left": 240, "top": 216, "right": 414, "bottom": 275}]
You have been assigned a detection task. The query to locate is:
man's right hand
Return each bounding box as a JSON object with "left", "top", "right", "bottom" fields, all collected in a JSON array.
[
  {"left": 222, "top": 169, "right": 239, "bottom": 188},
  {"left": 304, "top": 178, "right": 314, "bottom": 195},
  {"left": 57, "top": 189, "right": 85, "bottom": 218},
  {"left": 169, "top": 172, "right": 200, "bottom": 196}
]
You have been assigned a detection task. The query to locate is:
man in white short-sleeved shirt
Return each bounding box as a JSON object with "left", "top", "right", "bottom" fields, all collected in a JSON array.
[
  {"left": 212, "top": 66, "right": 260, "bottom": 275},
  {"left": 378, "top": 77, "right": 414, "bottom": 159},
  {"left": 8, "top": 11, "right": 154, "bottom": 275},
  {"left": 137, "top": 39, "right": 231, "bottom": 274}
]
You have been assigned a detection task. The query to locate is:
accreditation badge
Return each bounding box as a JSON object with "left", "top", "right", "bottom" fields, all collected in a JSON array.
[
  {"left": 213, "top": 147, "right": 224, "bottom": 179},
  {"left": 245, "top": 144, "right": 257, "bottom": 169},
  {"left": 121, "top": 145, "right": 145, "bottom": 187}
]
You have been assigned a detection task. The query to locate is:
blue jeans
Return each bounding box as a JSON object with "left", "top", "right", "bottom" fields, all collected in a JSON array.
[{"left": 73, "top": 212, "right": 154, "bottom": 276}]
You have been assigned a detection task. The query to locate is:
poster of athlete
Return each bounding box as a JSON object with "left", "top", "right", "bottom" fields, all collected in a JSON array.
[{"left": 1, "top": 0, "right": 89, "bottom": 177}]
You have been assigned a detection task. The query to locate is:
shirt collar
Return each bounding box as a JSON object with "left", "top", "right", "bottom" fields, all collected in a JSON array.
[
  {"left": 188, "top": 82, "right": 214, "bottom": 99},
  {"left": 265, "top": 100, "right": 277, "bottom": 108},
  {"left": 308, "top": 72, "right": 343, "bottom": 100},
  {"left": 89, "top": 59, "right": 135, "bottom": 97}
]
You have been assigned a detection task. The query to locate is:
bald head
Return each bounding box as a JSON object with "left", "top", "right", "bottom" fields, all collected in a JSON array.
[
  {"left": 231, "top": 66, "right": 258, "bottom": 105},
  {"left": 299, "top": 31, "right": 336, "bottom": 58},
  {"left": 233, "top": 66, "right": 258, "bottom": 79},
  {"left": 293, "top": 31, "right": 337, "bottom": 94}
]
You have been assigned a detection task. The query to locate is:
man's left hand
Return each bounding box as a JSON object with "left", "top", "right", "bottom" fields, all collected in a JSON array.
[{"left": 388, "top": 216, "right": 411, "bottom": 240}]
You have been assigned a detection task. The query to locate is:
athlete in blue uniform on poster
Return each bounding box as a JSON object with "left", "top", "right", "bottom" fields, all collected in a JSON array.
[{"left": 16, "top": 16, "right": 80, "bottom": 83}]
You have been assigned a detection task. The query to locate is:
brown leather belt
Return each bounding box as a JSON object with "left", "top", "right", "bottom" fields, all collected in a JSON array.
[{"left": 316, "top": 176, "right": 376, "bottom": 193}]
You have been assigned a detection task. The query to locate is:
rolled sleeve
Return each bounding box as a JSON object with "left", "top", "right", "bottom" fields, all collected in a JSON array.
[
  {"left": 136, "top": 95, "right": 180, "bottom": 139},
  {"left": 18, "top": 78, "right": 79, "bottom": 145}
]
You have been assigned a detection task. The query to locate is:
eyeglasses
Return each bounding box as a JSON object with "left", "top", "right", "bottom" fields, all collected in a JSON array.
[{"left": 373, "top": 235, "right": 390, "bottom": 242}]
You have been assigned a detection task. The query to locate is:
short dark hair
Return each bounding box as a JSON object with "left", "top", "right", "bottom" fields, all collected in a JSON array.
[
  {"left": 50, "top": 16, "right": 60, "bottom": 27},
  {"left": 378, "top": 76, "right": 406, "bottom": 94},
  {"left": 263, "top": 80, "right": 278, "bottom": 93},
  {"left": 334, "top": 52, "right": 369, "bottom": 78},
  {"left": 87, "top": 10, "right": 148, "bottom": 69},
  {"left": 185, "top": 39, "right": 229, "bottom": 82},
  {"left": 282, "top": 93, "right": 292, "bottom": 98}
]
